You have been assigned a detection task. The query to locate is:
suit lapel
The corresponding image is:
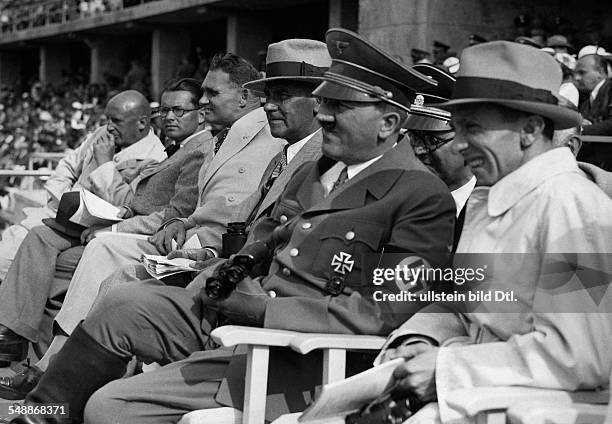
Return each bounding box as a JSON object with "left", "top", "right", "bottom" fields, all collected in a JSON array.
[
  {"left": 200, "top": 108, "right": 267, "bottom": 198},
  {"left": 256, "top": 131, "right": 323, "bottom": 218}
]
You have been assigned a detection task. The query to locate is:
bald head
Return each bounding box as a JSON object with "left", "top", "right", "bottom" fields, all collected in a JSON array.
[{"left": 105, "top": 90, "right": 151, "bottom": 147}]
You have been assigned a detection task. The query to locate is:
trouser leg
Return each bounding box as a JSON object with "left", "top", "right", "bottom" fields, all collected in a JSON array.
[
  {"left": 0, "top": 225, "right": 78, "bottom": 342},
  {"left": 54, "top": 234, "right": 159, "bottom": 336},
  {"left": 84, "top": 348, "right": 233, "bottom": 424}
]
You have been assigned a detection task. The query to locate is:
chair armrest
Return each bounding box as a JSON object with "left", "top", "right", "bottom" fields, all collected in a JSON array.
[
  {"left": 0, "top": 170, "right": 52, "bottom": 177},
  {"left": 507, "top": 402, "right": 609, "bottom": 424},
  {"left": 210, "top": 325, "right": 299, "bottom": 348},
  {"left": 290, "top": 333, "right": 386, "bottom": 354},
  {"left": 447, "top": 387, "right": 609, "bottom": 420}
]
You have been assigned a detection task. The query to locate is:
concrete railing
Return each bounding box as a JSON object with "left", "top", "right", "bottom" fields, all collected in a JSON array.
[{"left": 0, "top": 0, "right": 161, "bottom": 33}]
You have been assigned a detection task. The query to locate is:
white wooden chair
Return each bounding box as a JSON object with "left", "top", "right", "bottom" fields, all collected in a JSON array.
[
  {"left": 178, "top": 325, "right": 385, "bottom": 424},
  {"left": 445, "top": 385, "right": 610, "bottom": 424}
]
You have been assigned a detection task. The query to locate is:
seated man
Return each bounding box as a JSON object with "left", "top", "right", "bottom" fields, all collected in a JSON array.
[
  {"left": 0, "top": 90, "right": 166, "bottom": 283},
  {"left": 10, "top": 29, "right": 456, "bottom": 424},
  {"left": 377, "top": 41, "right": 612, "bottom": 423},
  {"left": 404, "top": 63, "right": 475, "bottom": 216},
  {"left": 0, "top": 38, "right": 330, "bottom": 398},
  {"left": 0, "top": 79, "right": 211, "bottom": 367}
]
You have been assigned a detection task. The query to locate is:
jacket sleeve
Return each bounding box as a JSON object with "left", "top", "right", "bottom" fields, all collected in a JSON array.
[
  {"left": 115, "top": 150, "right": 205, "bottom": 234},
  {"left": 44, "top": 135, "right": 93, "bottom": 210},
  {"left": 87, "top": 158, "right": 159, "bottom": 205}
]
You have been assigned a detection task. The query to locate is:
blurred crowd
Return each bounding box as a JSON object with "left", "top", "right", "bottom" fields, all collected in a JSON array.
[
  {"left": 411, "top": 15, "right": 612, "bottom": 108},
  {"left": 0, "top": 76, "right": 108, "bottom": 174},
  {"left": 0, "top": 0, "right": 157, "bottom": 31}
]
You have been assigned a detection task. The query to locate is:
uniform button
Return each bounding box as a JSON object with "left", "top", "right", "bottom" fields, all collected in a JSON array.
[
  {"left": 345, "top": 231, "right": 355, "bottom": 240},
  {"left": 289, "top": 248, "right": 299, "bottom": 257},
  {"left": 282, "top": 267, "right": 291, "bottom": 276},
  {"left": 279, "top": 215, "right": 288, "bottom": 223},
  {"left": 267, "top": 290, "right": 277, "bottom": 298},
  {"left": 228, "top": 196, "right": 235, "bottom": 202},
  {"left": 301, "top": 222, "right": 312, "bottom": 229},
  {"left": 114, "top": 157, "right": 119, "bottom": 162},
  {"left": 238, "top": 167, "right": 246, "bottom": 173}
]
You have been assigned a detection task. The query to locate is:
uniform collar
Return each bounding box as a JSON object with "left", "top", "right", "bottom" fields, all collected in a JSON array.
[{"left": 487, "top": 147, "right": 580, "bottom": 217}]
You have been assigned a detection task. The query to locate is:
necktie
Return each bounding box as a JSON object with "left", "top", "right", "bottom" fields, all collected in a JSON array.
[
  {"left": 164, "top": 142, "right": 180, "bottom": 158},
  {"left": 329, "top": 166, "right": 348, "bottom": 194},
  {"left": 214, "top": 128, "right": 229, "bottom": 154},
  {"left": 245, "top": 152, "right": 287, "bottom": 226}
]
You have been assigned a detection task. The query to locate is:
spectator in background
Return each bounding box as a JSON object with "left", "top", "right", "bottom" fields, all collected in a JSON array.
[
  {"left": 554, "top": 52, "right": 579, "bottom": 107},
  {"left": 574, "top": 53, "right": 612, "bottom": 169},
  {"left": 411, "top": 48, "right": 431, "bottom": 65},
  {"left": 123, "top": 59, "right": 148, "bottom": 96},
  {"left": 547, "top": 34, "right": 572, "bottom": 54},
  {"left": 433, "top": 40, "right": 450, "bottom": 65}
]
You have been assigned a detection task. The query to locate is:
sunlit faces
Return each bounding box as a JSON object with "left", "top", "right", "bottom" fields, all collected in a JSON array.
[
  {"left": 199, "top": 70, "right": 245, "bottom": 131},
  {"left": 104, "top": 101, "right": 142, "bottom": 147},
  {"left": 263, "top": 81, "right": 319, "bottom": 143},
  {"left": 317, "top": 98, "right": 397, "bottom": 164},
  {"left": 574, "top": 55, "right": 607, "bottom": 94},
  {"left": 160, "top": 91, "right": 202, "bottom": 143},
  {"left": 451, "top": 105, "right": 524, "bottom": 186}
]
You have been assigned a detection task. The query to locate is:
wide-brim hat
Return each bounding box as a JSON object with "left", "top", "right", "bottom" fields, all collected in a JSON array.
[
  {"left": 313, "top": 28, "right": 436, "bottom": 112},
  {"left": 514, "top": 36, "right": 543, "bottom": 49},
  {"left": 547, "top": 34, "right": 572, "bottom": 49},
  {"left": 578, "top": 45, "right": 612, "bottom": 61},
  {"left": 404, "top": 64, "right": 454, "bottom": 132},
  {"left": 42, "top": 191, "right": 86, "bottom": 239},
  {"left": 243, "top": 39, "right": 331, "bottom": 93},
  {"left": 437, "top": 41, "right": 582, "bottom": 129}
]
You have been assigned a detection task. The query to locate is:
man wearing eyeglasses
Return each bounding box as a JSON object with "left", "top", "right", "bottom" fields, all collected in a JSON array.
[{"left": 0, "top": 79, "right": 211, "bottom": 374}]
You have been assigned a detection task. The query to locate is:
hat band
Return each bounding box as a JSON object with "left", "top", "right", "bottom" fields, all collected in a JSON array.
[
  {"left": 266, "top": 61, "right": 327, "bottom": 78},
  {"left": 453, "top": 77, "right": 558, "bottom": 104}
]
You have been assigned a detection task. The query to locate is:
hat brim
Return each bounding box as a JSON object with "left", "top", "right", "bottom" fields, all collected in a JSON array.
[
  {"left": 42, "top": 218, "right": 85, "bottom": 239},
  {"left": 437, "top": 98, "right": 582, "bottom": 129},
  {"left": 243, "top": 76, "right": 325, "bottom": 93},
  {"left": 313, "top": 80, "right": 412, "bottom": 111}
]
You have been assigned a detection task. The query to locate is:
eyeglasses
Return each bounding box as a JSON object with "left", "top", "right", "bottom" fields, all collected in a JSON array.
[
  {"left": 159, "top": 106, "right": 201, "bottom": 118},
  {"left": 409, "top": 131, "right": 455, "bottom": 153}
]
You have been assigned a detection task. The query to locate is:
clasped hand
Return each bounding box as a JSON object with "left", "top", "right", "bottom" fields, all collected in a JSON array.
[{"left": 381, "top": 342, "right": 439, "bottom": 403}]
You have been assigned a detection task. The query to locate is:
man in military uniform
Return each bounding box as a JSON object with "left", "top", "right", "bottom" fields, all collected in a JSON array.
[{"left": 10, "top": 29, "right": 455, "bottom": 424}]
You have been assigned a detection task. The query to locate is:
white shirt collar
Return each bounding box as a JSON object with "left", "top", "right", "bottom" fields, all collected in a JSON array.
[
  {"left": 320, "top": 151, "right": 388, "bottom": 196},
  {"left": 591, "top": 78, "right": 606, "bottom": 102},
  {"left": 114, "top": 129, "right": 165, "bottom": 163},
  {"left": 286, "top": 129, "right": 319, "bottom": 164},
  {"left": 451, "top": 175, "right": 476, "bottom": 217}
]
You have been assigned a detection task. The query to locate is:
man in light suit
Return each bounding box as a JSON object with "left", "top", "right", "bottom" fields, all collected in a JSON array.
[
  {"left": 36, "top": 54, "right": 284, "bottom": 336},
  {"left": 12, "top": 40, "right": 329, "bottom": 396},
  {"left": 376, "top": 42, "right": 612, "bottom": 423},
  {"left": 0, "top": 79, "right": 211, "bottom": 376},
  {"left": 8, "top": 29, "right": 456, "bottom": 424},
  {"left": 0, "top": 90, "right": 166, "bottom": 283}
]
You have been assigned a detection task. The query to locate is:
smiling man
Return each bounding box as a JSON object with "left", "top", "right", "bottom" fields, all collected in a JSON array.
[
  {"left": 8, "top": 30, "right": 456, "bottom": 424},
  {"left": 377, "top": 41, "right": 612, "bottom": 423}
]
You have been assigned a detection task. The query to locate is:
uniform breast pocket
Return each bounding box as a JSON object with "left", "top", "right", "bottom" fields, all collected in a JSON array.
[{"left": 315, "top": 220, "right": 385, "bottom": 286}]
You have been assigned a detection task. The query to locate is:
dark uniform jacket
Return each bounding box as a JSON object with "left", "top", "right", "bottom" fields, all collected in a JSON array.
[
  {"left": 213, "top": 140, "right": 456, "bottom": 419},
  {"left": 578, "top": 78, "right": 612, "bottom": 171}
]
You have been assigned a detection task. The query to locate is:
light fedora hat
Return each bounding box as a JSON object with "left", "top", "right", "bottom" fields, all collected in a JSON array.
[
  {"left": 243, "top": 39, "right": 331, "bottom": 92},
  {"left": 438, "top": 40, "right": 582, "bottom": 129}
]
